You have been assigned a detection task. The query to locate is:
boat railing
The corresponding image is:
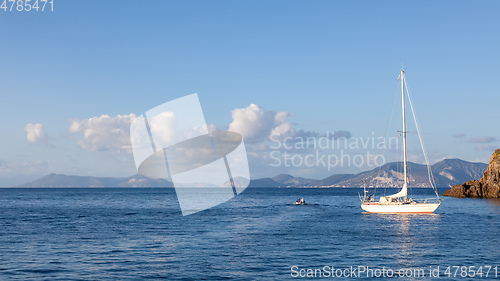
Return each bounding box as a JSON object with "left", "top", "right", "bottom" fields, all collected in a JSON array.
[{"left": 412, "top": 198, "right": 442, "bottom": 204}]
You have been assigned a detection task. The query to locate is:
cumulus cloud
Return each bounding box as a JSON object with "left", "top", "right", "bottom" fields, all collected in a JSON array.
[
  {"left": 453, "top": 133, "right": 466, "bottom": 139},
  {"left": 147, "top": 111, "right": 177, "bottom": 147},
  {"left": 70, "top": 113, "right": 217, "bottom": 153},
  {"left": 25, "top": 123, "right": 48, "bottom": 144},
  {"left": 69, "top": 114, "right": 138, "bottom": 152},
  {"left": 147, "top": 112, "right": 216, "bottom": 146},
  {"left": 469, "top": 136, "right": 497, "bottom": 143},
  {"left": 69, "top": 105, "right": 352, "bottom": 164},
  {"left": 228, "top": 104, "right": 296, "bottom": 143},
  {"left": 227, "top": 104, "right": 353, "bottom": 144}
]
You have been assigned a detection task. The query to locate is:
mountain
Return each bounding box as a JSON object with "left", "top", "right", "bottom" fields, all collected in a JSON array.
[
  {"left": 266, "top": 159, "right": 486, "bottom": 188},
  {"left": 248, "top": 178, "right": 281, "bottom": 188},
  {"left": 271, "top": 174, "right": 314, "bottom": 186},
  {"left": 308, "top": 162, "right": 431, "bottom": 188},
  {"left": 431, "top": 158, "right": 487, "bottom": 185},
  {"left": 443, "top": 149, "right": 500, "bottom": 198},
  {"left": 324, "top": 159, "right": 488, "bottom": 188},
  {"left": 17, "top": 158, "right": 487, "bottom": 188},
  {"left": 17, "top": 173, "right": 173, "bottom": 188},
  {"left": 309, "top": 174, "right": 355, "bottom": 187},
  {"left": 18, "top": 173, "right": 277, "bottom": 188}
]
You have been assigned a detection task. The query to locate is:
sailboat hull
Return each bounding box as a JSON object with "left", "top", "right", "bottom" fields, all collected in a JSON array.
[{"left": 361, "top": 202, "right": 441, "bottom": 214}]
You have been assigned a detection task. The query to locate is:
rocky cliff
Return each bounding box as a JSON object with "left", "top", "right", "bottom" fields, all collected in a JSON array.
[{"left": 443, "top": 149, "right": 500, "bottom": 198}]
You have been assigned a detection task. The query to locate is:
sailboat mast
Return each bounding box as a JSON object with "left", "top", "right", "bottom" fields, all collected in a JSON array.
[{"left": 401, "top": 69, "right": 408, "bottom": 201}]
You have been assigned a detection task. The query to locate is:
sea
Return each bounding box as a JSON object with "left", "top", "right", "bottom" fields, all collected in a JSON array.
[{"left": 0, "top": 187, "right": 498, "bottom": 280}]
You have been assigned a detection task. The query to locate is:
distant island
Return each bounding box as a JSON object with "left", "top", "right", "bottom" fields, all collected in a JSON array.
[
  {"left": 16, "top": 158, "right": 487, "bottom": 188},
  {"left": 443, "top": 149, "right": 500, "bottom": 198}
]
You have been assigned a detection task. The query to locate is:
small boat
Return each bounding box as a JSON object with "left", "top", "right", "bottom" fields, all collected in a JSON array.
[
  {"left": 360, "top": 68, "right": 442, "bottom": 214},
  {"left": 295, "top": 198, "right": 306, "bottom": 205}
]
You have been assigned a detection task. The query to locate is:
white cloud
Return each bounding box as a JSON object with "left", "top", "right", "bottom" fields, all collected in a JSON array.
[
  {"left": 227, "top": 104, "right": 353, "bottom": 146},
  {"left": 25, "top": 123, "right": 48, "bottom": 144},
  {"left": 69, "top": 113, "right": 217, "bottom": 153},
  {"left": 147, "top": 112, "right": 216, "bottom": 146},
  {"left": 147, "top": 111, "right": 177, "bottom": 147},
  {"left": 228, "top": 104, "right": 296, "bottom": 143},
  {"left": 69, "top": 114, "right": 138, "bottom": 152}
]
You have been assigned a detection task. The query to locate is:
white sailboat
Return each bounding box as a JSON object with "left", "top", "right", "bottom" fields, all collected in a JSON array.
[{"left": 360, "top": 69, "right": 442, "bottom": 214}]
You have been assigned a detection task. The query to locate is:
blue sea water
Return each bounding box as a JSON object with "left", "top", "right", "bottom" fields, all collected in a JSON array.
[{"left": 0, "top": 187, "right": 498, "bottom": 280}]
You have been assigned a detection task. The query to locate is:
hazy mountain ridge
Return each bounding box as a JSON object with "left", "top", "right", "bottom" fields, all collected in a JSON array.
[
  {"left": 268, "top": 158, "right": 486, "bottom": 188},
  {"left": 293, "top": 159, "right": 486, "bottom": 188},
  {"left": 18, "top": 174, "right": 174, "bottom": 188},
  {"left": 271, "top": 174, "right": 314, "bottom": 186},
  {"left": 17, "top": 159, "right": 487, "bottom": 188}
]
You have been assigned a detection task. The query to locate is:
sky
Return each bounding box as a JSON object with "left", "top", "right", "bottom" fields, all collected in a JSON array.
[{"left": 1, "top": 0, "right": 499, "bottom": 186}]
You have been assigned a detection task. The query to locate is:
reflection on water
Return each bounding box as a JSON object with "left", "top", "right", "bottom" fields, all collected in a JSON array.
[
  {"left": 358, "top": 213, "right": 444, "bottom": 280},
  {"left": 395, "top": 216, "right": 412, "bottom": 260},
  {"left": 486, "top": 198, "right": 500, "bottom": 207}
]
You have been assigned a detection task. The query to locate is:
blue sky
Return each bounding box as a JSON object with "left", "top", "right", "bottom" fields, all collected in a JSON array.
[{"left": 1, "top": 1, "right": 499, "bottom": 186}]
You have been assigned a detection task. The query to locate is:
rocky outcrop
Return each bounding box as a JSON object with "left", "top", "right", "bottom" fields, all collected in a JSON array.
[{"left": 443, "top": 149, "right": 500, "bottom": 198}]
